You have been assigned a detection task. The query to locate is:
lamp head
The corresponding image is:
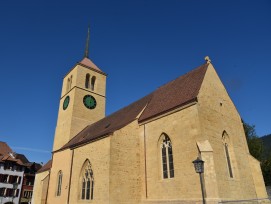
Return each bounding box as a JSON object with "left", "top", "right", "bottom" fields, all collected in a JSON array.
[{"left": 192, "top": 157, "right": 204, "bottom": 173}]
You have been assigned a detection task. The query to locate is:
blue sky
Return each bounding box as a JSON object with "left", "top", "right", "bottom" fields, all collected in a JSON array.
[{"left": 0, "top": 0, "right": 270, "bottom": 164}]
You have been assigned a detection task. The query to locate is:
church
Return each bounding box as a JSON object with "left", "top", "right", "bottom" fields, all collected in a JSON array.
[{"left": 32, "top": 31, "right": 268, "bottom": 204}]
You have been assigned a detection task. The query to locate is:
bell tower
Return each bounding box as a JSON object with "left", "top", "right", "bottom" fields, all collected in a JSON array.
[{"left": 53, "top": 28, "right": 107, "bottom": 151}]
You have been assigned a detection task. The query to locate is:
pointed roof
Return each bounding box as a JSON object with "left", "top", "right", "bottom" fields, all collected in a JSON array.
[
  {"left": 57, "top": 63, "right": 208, "bottom": 151},
  {"left": 78, "top": 57, "right": 106, "bottom": 75}
]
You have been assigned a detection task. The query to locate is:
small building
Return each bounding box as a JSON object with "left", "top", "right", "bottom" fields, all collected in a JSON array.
[{"left": 0, "top": 142, "right": 41, "bottom": 204}]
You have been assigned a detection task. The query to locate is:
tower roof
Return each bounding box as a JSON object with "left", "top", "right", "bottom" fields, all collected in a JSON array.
[
  {"left": 78, "top": 57, "right": 106, "bottom": 75},
  {"left": 58, "top": 62, "right": 209, "bottom": 151},
  {"left": 79, "top": 57, "right": 102, "bottom": 71}
]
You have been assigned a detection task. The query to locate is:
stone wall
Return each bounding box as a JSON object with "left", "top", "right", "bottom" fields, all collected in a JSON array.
[
  {"left": 32, "top": 170, "right": 50, "bottom": 204},
  {"left": 197, "top": 63, "right": 267, "bottom": 201},
  {"left": 139, "top": 104, "right": 203, "bottom": 202},
  {"left": 69, "top": 136, "right": 111, "bottom": 204}
]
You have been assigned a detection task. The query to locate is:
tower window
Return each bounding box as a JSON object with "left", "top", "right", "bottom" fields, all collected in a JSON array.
[
  {"left": 91, "top": 76, "right": 96, "bottom": 91},
  {"left": 85, "top": 74, "right": 90, "bottom": 89},
  {"left": 56, "top": 171, "right": 63, "bottom": 196},
  {"left": 160, "top": 134, "right": 174, "bottom": 179},
  {"left": 66, "top": 75, "right": 73, "bottom": 93},
  {"left": 66, "top": 78, "right": 70, "bottom": 93},
  {"left": 70, "top": 75, "right": 73, "bottom": 89}
]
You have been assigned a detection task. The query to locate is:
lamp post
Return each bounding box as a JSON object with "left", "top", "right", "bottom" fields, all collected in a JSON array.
[
  {"left": 192, "top": 157, "right": 206, "bottom": 204},
  {"left": 12, "top": 182, "right": 18, "bottom": 204}
]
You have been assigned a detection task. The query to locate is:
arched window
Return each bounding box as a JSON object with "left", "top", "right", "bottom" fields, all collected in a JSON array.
[
  {"left": 80, "top": 160, "right": 94, "bottom": 200},
  {"left": 91, "top": 76, "right": 96, "bottom": 91},
  {"left": 56, "top": 171, "right": 63, "bottom": 196},
  {"left": 66, "top": 78, "right": 70, "bottom": 93},
  {"left": 85, "top": 74, "right": 90, "bottom": 89},
  {"left": 222, "top": 131, "right": 233, "bottom": 178},
  {"left": 160, "top": 134, "right": 174, "bottom": 179},
  {"left": 70, "top": 75, "right": 73, "bottom": 89}
]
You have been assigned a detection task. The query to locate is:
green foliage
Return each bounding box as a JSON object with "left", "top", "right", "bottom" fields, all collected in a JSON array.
[
  {"left": 261, "top": 134, "right": 271, "bottom": 159},
  {"left": 261, "top": 155, "right": 271, "bottom": 186},
  {"left": 243, "top": 122, "right": 264, "bottom": 161},
  {"left": 243, "top": 121, "right": 271, "bottom": 186}
]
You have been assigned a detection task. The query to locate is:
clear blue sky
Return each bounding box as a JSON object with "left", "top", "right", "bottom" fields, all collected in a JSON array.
[{"left": 0, "top": 0, "right": 270, "bottom": 164}]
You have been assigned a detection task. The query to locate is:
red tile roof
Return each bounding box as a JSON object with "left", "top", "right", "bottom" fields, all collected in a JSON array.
[
  {"left": 58, "top": 63, "right": 208, "bottom": 151},
  {"left": 37, "top": 160, "right": 52, "bottom": 173},
  {"left": 0, "top": 141, "right": 12, "bottom": 156},
  {"left": 79, "top": 57, "right": 106, "bottom": 75},
  {"left": 139, "top": 63, "right": 208, "bottom": 122},
  {"left": 1, "top": 155, "right": 25, "bottom": 166}
]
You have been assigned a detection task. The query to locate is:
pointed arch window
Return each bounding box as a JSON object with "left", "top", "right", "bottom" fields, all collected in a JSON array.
[
  {"left": 160, "top": 134, "right": 174, "bottom": 179},
  {"left": 222, "top": 131, "right": 233, "bottom": 178},
  {"left": 70, "top": 75, "right": 73, "bottom": 89},
  {"left": 56, "top": 171, "right": 63, "bottom": 196},
  {"left": 85, "top": 74, "right": 90, "bottom": 89},
  {"left": 66, "top": 78, "right": 70, "bottom": 93},
  {"left": 91, "top": 76, "right": 96, "bottom": 91},
  {"left": 81, "top": 160, "right": 94, "bottom": 200}
]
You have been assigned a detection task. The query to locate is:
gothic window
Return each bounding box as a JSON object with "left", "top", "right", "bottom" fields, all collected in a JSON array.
[
  {"left": 67, "top": 78, "right": 70, "bottom": 93},
  {"left": 222, "top": 131, "right": 233, "bottom": 178},
  {"left": 70, "top": 75, "right": 73, "bottom": 89},
  {"left": 56, "top": 171, "right": 63, "bottom": 196},
  {"left": 160, "top": 134, "right": 174, "bottom": 179},
  {"left": 91, "top": 76, "right": 96, "bottom": 91},
  {"left": 81, "top": 160, "right": 94, "bottom": 200},
  {"left": 85, "top": 74, "right": 90, "bottom": 89},
  {"left": 66, "top": 75, "right": 73, "bottom": 92}
]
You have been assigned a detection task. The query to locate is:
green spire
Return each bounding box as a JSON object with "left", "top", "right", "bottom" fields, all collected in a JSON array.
[{"left": 84, "top": 26, "right": 90, "bottom": 58}]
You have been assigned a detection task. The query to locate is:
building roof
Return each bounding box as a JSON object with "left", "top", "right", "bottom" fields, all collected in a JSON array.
[
  {"left": 1, "top": 154, "right": 25, "bottom": 165},
  {"left": 0, "top": 141, "right": 12, "bottom": 156},
  {"left": 58, "top": 63, "right": 208, "bottom": 151},
  {"left": 0, "top": 141, "right": 39, "bottom": 168},
  {"left": 78, "top": 57, "right": 106, "bottom": 75},
  {"left": 37, "top": 160, "right": 52, "bottom": 173},
  {"left": 15, "top": 153, "right": 30, "bottom": 164}
]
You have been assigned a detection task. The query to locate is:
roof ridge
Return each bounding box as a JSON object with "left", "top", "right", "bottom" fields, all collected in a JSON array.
[{"left": 57, "top": 62, "right": 208, "bottom": 151}]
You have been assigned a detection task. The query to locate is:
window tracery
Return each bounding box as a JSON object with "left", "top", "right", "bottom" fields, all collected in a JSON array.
[
  {"left": 81, "top": 161, "right": 94, "bottom": 200},
  {"left": 160, "top": 134, "right": 174, "bottom": 179}
]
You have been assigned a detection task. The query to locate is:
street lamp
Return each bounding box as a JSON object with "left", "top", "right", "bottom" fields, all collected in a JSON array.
[
  {"left": 12, "top": 182, "right": 18, "bottom": 203},
  {"left": 192, "top": 157, "right": 206, "bottom": 204}
]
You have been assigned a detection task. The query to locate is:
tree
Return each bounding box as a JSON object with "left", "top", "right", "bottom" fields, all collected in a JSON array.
[
  {"left": 243, "top": 121, "right": 271, "bottom": 186},
  {"left": 243, "top": 121, "right": 264, "bottom": 161},
  {"left": 261, "top": 155, "right": 271, "bottom": 186}
]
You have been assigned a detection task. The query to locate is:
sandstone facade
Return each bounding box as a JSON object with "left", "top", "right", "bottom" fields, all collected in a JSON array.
[{"left": 32, "top": 56, "right": 268, "bottom": 204}]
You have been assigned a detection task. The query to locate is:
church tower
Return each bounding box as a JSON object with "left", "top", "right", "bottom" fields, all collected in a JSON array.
[{"left": 53, "top": 28, "right": 107, "bottom": 151}]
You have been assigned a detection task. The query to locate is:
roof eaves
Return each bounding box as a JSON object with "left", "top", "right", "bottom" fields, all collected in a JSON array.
[
  {"left": 77, "top": 62, "right": 107, "bottom": 76},
  {"left": 139, "top": 98, "right": 198, "bottom": 123}
]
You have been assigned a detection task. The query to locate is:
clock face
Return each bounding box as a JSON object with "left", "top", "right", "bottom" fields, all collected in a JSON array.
[
  {"left": 83, "top": 95, "right": 96, "bottom": 109},
  {"left": 63, "top": 96, "right": 70, "bottom": 110}
]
